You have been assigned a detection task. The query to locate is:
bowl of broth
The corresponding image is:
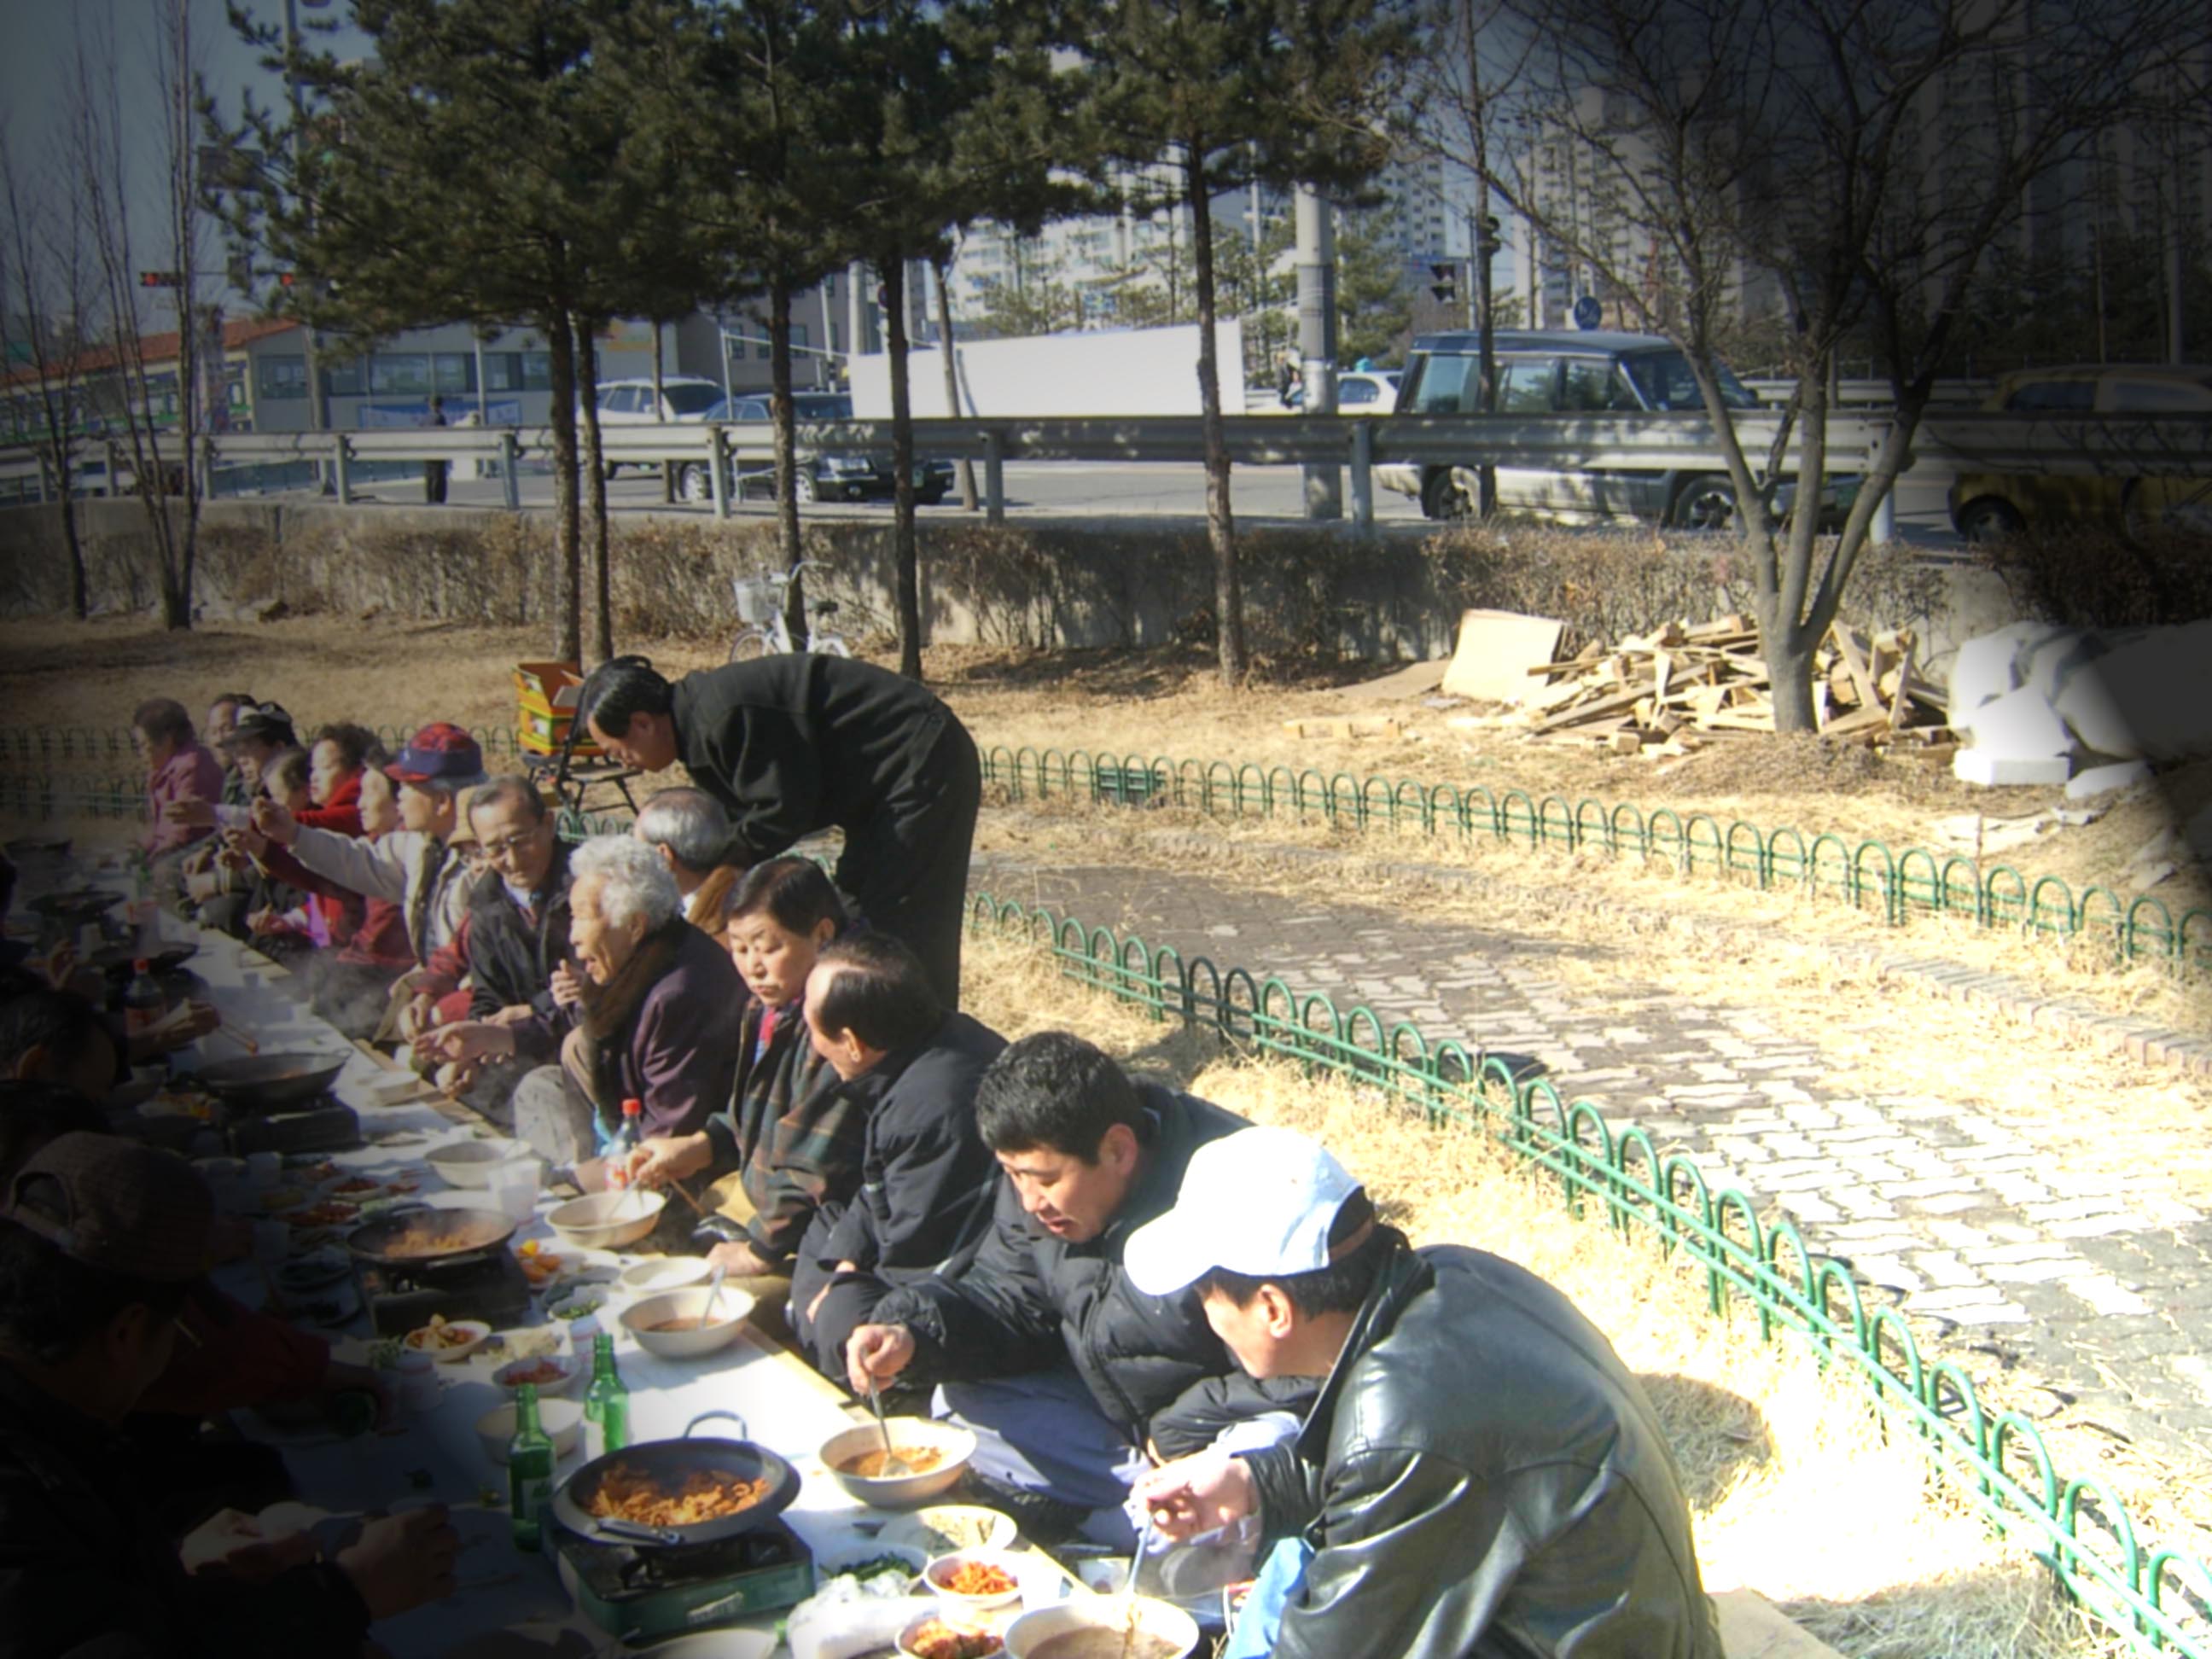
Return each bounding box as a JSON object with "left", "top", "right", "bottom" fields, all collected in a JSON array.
[
  {"left": 818, "top": 1417, "right": 975, "bottom": 1509},
  {"left": 617, "top": 1284, "right": 755, "bottom": 1359},
  {"left": 1002, "top": 1600, "right": 1200, "bottom": 1659}
]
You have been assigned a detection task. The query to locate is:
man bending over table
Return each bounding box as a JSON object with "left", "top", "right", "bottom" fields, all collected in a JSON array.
[
  {"left": 0, "top": 1133, "right": 457, "bottom": 1657},
  {"left": 1127, "top": 1126, "right": 1723, "bottom": 1659},
  {"left": 843, "top": 1033, "right": 1313, "bottom": 1540}
]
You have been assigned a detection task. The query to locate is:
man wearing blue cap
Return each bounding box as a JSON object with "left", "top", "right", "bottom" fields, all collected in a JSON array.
[{"left": 1126, "top": 1126, "right": 1723, "bottom": 1659}]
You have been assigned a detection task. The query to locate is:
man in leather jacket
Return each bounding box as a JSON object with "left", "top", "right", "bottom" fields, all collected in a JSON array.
[
  {"left": 845, "top": 1033, "right": 1313, "bottom": 1531},
  {"left": 1128, "top": 1126, "right": 1724, "bottom": 1659}
]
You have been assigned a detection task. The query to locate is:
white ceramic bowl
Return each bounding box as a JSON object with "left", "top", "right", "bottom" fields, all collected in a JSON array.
[
  {"left": 883, "top": 1505, "right": 1018, "bottom": 1556},
  {"left": 620, "top": 1256, "right": 713, "bottom": 1295},
  {"left": 618, "top": 1285, "right": 755, "bottom": 1359},
  {"left": 474, "top": 1396, "right": 584, "bottom": 1464},
  {"left": 920, "top": 1547, "right": 1026, "bottom": 1610},
  {"left": 546, "top": 1188, "right": 665, "bottom": 1250},
  {"left": 818, "top": 1417, "right": 976, "bottom": 1511},
  {"left": 425, "top": 1140, "right": 521, "bottom": 1189},
  {"left": 490, "top": 1353, "right": 583, "bottom": 1398},
  {"left": 402, "top": 1318, "right": 491, "bottom": 1364},
  {"left": 1002, "top": 1599, "right": 1201, "bottom": 1659},
  {"left": 897, "top": 1612, "right": 1005, "bottom": 1658}
]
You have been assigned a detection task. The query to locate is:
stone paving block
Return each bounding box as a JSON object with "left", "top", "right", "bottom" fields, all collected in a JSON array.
[
  {"left": 1986, "top": 1258, "right": 2087, "bottom": 1284},
  {"left": 1963, "top": 1242, "right": 2076, "bottom": 1265},
  {"left": 1921, "top": 1220, "right": 1994, "bottom": 1251},
  {"left": 2063, "top": 1275, "right": 2155, "bottom": 1318},
  {"left": 1910, "top": 1250, "right": 1980, "bottom": 1289},
  {"left": 2046, "top": 1214, "right": 2157, "bottom": 1240},
  {"left": 1877, "top": 1178, "right": 1980, "bottom": 1200},
  {"left": 1901, "top": 1193, "right": 1986, "bottom": 1215},
  {"left": 2023, "top": 1199, "right": 2139, "bottom": 1224},
  {"left": 1908, "top": 1287, "right": 2032, "bottom": 1318},
  {"left": 1776, "top": 1194, "right": 1842, "bottom": 1225}
]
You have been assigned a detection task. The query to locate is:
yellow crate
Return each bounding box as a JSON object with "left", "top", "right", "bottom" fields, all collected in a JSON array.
[{"left": 514, "top": 661, "right": 600, "bottom": 758}]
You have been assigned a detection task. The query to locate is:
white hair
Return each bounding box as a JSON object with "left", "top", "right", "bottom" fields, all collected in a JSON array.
[
  {"left": 634, "top": 788, "right": 732, "bottom": 872},
  {"left": 570, "top": 834, "right": 681, "bottom": 932}
]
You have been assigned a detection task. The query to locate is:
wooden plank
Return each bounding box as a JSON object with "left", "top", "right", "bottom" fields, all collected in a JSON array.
[
  {"left": 1533, "top": 684, "right": 1650, "bottom": 731},
  {"left": 1829, "top": 624, "right": 1886, "bottom": 711},
  {"left": 1887, "top": 635, "right": 1916, "bottom": 726},
  {"left": 1823, "top": 703, "right": 1895, "bottom": 737},
  {"left": 1441, "top": 609, "right": 1567, "bottom": 702}
]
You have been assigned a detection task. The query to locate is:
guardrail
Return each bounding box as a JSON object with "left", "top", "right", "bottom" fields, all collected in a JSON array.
[
  {"left": 969, "top": 888, "right": 2209, "bottom": 1656},
  {"left": 7, "top": 405, "right": 2208, "bottom": 533},
  {"left": 975, "top": 745, "right": 2212, "bottom": 977}
]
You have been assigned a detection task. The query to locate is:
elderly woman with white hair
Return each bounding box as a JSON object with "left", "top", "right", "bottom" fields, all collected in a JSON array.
[{"left": 508, "top": 834, "right": 745, "bottom": 1169}]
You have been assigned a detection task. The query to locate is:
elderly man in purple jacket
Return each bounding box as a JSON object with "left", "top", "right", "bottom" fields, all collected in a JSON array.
[{"left": 507, "top": 835, "right": 744, "bottom": 1173}]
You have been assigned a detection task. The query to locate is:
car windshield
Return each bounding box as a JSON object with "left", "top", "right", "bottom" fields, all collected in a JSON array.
[
  {"left": 1622, "top": 351, "right": 1759, "bottom": 411},
  {"left": 663, "top": 384, "right": 725, "bottom": 416},
  {"left": 795, "top": 395, "right": 853, "bottom": 419}
]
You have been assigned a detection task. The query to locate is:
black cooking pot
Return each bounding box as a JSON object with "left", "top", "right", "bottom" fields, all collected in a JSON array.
[
  {"left": 190, "top": 1051, "right": 349, "bottom": 1115},
  {"left": 86, "top": 942, "right": 200, "bottom": 978},
  {"left": 552, "top": 1411, "right": 800, "bottom": 1548},
  {"left": 345, "top": 1203, "right": 517, "bottom": 1270},
  {"left": 27, "top": 888, "right": 114, "bottom": 925}
]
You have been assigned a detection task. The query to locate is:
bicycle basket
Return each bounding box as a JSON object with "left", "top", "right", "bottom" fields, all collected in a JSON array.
[{"left": 731, "top": 573, "right": 783, "bottom": 626}]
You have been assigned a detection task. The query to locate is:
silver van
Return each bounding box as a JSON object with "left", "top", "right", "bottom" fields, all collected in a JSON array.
[{"left": 1378, "top": 329, "right": 1847, "bottom": 528}]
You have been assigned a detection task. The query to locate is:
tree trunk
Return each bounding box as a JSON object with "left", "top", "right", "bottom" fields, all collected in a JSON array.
[
  {"left": 884, "top": 258, "right": 922, "bottom": 680},
  {"left": 653, "top": 323, "right": 674, "bottom": 504},
  {"left": 546, "top": 309, "right": 583, "bottom": 665},
  {"left": 1186, "top": 144, "right": 1243, "bottom": 684},
  {"left": 1767, "top": 626, "right": 1820, "bottom": 732},
  {"left": 577, "top": 317, "right": 613, "bottom": 664},
  {"left": 47, "top": 439, "right": 86, "bottom": 619},
  {"left": 933, "top": 255, "right": 978, "bottom": 511},
  {"left": 769, "top": 276, "right": 806, "bottom": 641}
]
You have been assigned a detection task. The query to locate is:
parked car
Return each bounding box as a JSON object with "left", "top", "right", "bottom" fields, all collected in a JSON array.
[
  {"left": 680, "top": 391, "right": 955, "bottom": 507},
  {"left": 1333, "top": 370, "right": 1400, "bottom": 412},
  {"left": 1377, "top": 329, "right": 1855, "bottom": 530},
  {"left": 589, "top": 376, "right": 725, "bottom": 477},
  {"left": 1947, "top": 364, "right": 2212, "bottom": 545}
]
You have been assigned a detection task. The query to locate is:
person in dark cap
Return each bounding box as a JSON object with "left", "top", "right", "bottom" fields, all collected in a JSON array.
[
  {"left": 0, "top": 1133, "right": 459, "bottom": 1656},
  {"left": 577, "top": 653, "right": 981, "bottom": 1008}
]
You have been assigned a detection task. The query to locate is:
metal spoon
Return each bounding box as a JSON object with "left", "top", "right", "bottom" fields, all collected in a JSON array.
[
  {"left": 701, "top": 1263, "right": 727, "bottom": 1325},
  {"left": 864, "top": 1378, "right": 915, "bottom": 1477}
]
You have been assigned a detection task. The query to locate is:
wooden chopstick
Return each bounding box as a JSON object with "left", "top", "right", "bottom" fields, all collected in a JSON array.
[
  {"left": 665, "top": 1177, "right": 708, "bottom": 1219},
  {"left": 209, "top": 1022, "right": 260, "bottom": 1056}
]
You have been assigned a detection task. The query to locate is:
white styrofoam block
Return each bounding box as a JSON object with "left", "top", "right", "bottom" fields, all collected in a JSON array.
[
  {"left": 2056, "top": 620, "right": 2212, "bottom": 764},
  {"left": 1955, "top": 684, "right": 2074, "bottom": 759},
  {"left": 1947, "top": 624, "right": 2040, "bottom": 721},
  {"left": 2064, "top": 760, "right": 2151, "bottom": 800},
  {"left": 1953, "top": 750, "right": 2073, "bottom": 787},
  {"left": 2020, "top": 628, "right": 2108, "bottom": 705}
]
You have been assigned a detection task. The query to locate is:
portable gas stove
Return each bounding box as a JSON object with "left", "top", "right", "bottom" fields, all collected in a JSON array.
[
  {"left": 553, "top": 1518, "right": 815, "bottom": 1639},
  {"left": 224, "top": 1099, "right": 363, "bottom": 1157},
  {"left": 357, "top": 1249, "right": 533, "bottom": 1336}
]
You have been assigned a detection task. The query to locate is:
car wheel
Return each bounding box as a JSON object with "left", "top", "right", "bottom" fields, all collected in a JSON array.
[
  {"left": 917, "top": 486, "right": 949, "bottom": 507},
  {"left": 1956, "top": 497, "right": 2026, "bottom": 544},
  {"left": 1420, "top": 469, "right": 1471, "bottom": 521},
  {"left": 677, "top": 463, "right": 711, "bottom": 504},
  {"left": 795, "top": 472, "right": 818, "bottom": 504},
  {"left": 844, "top": 483, "right": 867, "bottom": 502},
  {"left": 1670, "top": 475, "right": 1738, "bottom": 532}
]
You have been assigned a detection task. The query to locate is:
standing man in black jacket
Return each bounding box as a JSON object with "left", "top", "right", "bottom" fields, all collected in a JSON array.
[
  {"left": 845, "top": 1033, "right": 1313, "bottom": 1537},
  {"left": 577, "top": 654, "right": 981, "bottom": 1008},
  {"left": 787, "top": 934, "right": 1007, "bottom": 1379},
  {"left": 1127, "top": 1126, "right": 1723, "bottom": 1659}
]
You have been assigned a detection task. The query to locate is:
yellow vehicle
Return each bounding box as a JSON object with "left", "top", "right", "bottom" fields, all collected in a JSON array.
[{"left": 1948, "top": 364, "right": 2212, "bottom": 544}]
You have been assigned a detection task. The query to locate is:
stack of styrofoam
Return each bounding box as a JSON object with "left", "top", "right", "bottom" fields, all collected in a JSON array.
[{"left": 1947, "top": 620, "right": 2212, "bottom": 788}]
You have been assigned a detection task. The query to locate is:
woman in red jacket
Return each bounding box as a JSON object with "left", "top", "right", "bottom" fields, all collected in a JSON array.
[{"left": 247, "top": 727, "right": 371, "bottom": 952}]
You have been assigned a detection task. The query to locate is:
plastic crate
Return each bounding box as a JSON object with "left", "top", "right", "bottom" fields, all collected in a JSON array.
[
  {"left": 514, "top": 661, "right": 599, "bottom": 759},
  {"left": 731, "top": 573, "right": 784, "bottom": 626}
]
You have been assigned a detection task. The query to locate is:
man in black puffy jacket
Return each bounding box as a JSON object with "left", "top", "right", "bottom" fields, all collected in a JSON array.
[
  {"left": 1127, "top": 1126, "right": 1724, "bottom": 1659},
  {"left": 846, "top": 1033, "right": 1313, "bottom": 1528}
]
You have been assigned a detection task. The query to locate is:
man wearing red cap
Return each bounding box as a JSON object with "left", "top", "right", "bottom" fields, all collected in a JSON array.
[{"left": 0, "top": 1133, "right": 459, "bottom": 1655}]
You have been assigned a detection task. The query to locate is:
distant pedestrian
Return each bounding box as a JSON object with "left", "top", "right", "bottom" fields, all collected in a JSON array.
[
  {"left": 1276, "top": 351, "right": 1303, "bottom": 410},
  {"left": 422, "top": 394, "right": 448, "bottom": 504}
]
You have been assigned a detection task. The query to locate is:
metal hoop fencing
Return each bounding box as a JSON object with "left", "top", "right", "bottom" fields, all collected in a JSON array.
[
  {"left": 965, "top": 888, "right": 2212, "bottom": 1656},
  {"left": 979, "top": 746, "right": 2212, "bottom": 977}
]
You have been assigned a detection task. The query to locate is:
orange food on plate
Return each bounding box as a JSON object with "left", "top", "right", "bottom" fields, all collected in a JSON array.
[
  {"left": 280, "top": 1201, "right": 359, "bottom": 1228},
  {"left": 938, "top": 1559, "right": 1016, "bottom": 1597},
  {"left": 329, "top": 1177, "right": 381, "bottom": 1195},
  {"left": 904, "top": 1620, "right": 1003, "bottom": 1659}
]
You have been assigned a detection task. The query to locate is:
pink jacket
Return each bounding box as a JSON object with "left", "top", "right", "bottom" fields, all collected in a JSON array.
[{"left": 141, "top": 742, "right": 227, "bottom": 858}]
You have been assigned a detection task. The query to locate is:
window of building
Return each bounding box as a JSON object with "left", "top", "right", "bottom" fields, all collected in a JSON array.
[
  {"left": 521, "top": 352, "right": 552, "bottom": 390},
  {"left": 256, "top": 354, "right": 308, "bottom": 400},
  {"left": 370, "top": 353, "right": 431, "bottom": 394},
  {"left": 434, "top": 353, "right": 475, "bottom": 393},
  {"left": 830, "top": 323, "right": 842, "bottom": 354},
  {"left": 324, "top": 358, "right": 364, "bottom": 396},
  {"left": 791, "top": 323, "right": 809, "bottom": 351},
  {"left": 484, "top": 353, "right": 522, "bottom": 393}
]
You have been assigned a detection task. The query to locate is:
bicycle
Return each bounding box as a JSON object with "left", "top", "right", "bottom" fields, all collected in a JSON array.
[{"left": 727, "top": 560, "right": 853, "bottom": 662}]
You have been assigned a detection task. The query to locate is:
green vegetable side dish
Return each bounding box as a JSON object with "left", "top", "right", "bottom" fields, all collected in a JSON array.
[
  {"left": 551, "top": 1297, "right": 603, "bottom": 1321},
  {"left": 824, "top": 1554, "right": 915, "bottom": 1585}
]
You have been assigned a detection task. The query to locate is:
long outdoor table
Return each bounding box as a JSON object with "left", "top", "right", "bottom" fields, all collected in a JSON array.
[{"left": 168, "top": 923, "right": 1086, "bottom": 1656}]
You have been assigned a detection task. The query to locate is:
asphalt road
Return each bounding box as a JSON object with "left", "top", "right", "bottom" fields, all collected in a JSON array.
[{"left": 308, "top": 458, "right": 1968, "bottom": 546}]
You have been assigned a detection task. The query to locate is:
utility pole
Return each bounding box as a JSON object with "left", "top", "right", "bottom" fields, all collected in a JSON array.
[
  {"left": 1295, "top": 185, "right": 1341, "bottom": 520},
  {"left": 283, "top": 0, "right": 330, "bottom": 477}
]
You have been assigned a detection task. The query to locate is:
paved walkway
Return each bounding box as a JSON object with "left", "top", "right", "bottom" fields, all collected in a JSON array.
[{"left": 973, "top": 842, "right": 2212, "bottom": 1464}]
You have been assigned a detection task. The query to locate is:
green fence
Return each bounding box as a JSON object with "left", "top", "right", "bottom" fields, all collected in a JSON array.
[
  {"left": 966, "top": 888, "right": 2212, "bottom": 1655},
  {"left": 979, "top": 746, "right": 2212, "bottom": 977}
]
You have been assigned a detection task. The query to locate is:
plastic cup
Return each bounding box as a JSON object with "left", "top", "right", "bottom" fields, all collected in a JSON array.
[{"left": 486, "top": 1155, "right": 544, "bottom": 1224}]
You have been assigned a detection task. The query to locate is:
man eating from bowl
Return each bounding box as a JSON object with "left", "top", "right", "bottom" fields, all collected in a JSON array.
[
  {"left": 1126, "top": 1126, "right": 1722, "bottom": 1659},
  {"left": 842, "top": 1033, "right": 1312, "bottom": 1541}
]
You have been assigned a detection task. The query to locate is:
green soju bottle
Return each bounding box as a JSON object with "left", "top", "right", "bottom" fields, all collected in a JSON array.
[
  {"left": 583, "top": 1330, "right": 630, "bottom": 1462},
  {"left": 508, "top": 1382, "right": 556, "bottom": 1552}
]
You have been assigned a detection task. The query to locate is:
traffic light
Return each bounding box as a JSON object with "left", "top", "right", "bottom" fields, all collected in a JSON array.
[
  {"left": 277, "top": 272, "right": 296, "bottom": 288},
  {"left": 140, "top": 271, "right": 182, "bottom": 288},
  {"left": 1429, "top": 262, "right": 1458, "bottom": 304},
  {"left": 1474, "top": 216, "right": 1504, "bottom": 258}
]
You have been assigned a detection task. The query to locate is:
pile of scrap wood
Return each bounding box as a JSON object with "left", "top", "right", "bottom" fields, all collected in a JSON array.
[{"left": 1517, "top": 615, "right": 1956, "bottom": 757}]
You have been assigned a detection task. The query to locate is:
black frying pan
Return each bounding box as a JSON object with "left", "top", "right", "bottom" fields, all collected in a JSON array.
[
  {"left": 27, "top": 888, "right": 114, "bottom": 924},
  {"left": 192, "top": 1051, "right": 350, "bottom": 1115},
  {"left": 85, "top": 942, "right": 200, "bottom": 977},
  {"left": 344, "top": 1203, "right": 518, "bottom": 1270},
  {"left": 552, "top": 1411, "right": 800, "bottom": 1548}
]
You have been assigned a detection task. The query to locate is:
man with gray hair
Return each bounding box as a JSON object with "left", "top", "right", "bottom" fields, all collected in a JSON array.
[
  {"left": 633, "top": 789, "right": 745, "bottom": 928},
  {"left": 503, "top": 835, "right": 744, "bottom": 1172}
]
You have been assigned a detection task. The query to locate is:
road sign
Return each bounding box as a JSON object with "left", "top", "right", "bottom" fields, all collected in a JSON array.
[{"left": 1573, "top": 294, "right": 1602, "bottom": 330}]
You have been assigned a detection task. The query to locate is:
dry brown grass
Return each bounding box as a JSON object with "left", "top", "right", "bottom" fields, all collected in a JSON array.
[{"left": 958, "top": 927, "right": 2207, "bottom": 1659}]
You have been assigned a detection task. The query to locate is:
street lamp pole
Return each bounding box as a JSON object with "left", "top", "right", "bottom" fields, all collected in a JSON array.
[{"left": 284, "top": 0, "right": 331, "bottom": 468}]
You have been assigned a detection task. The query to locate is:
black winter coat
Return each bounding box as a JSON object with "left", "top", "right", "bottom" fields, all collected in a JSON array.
[
  {"left": 870, "top": 1085, "right": 1314, "bottom": 1458},
  {"left": 463, "top": 838, "right": 573, "bottom": 1062},
  {"left": 1243, "top": 1243, "right": 1724, "bottom": 1659}
]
